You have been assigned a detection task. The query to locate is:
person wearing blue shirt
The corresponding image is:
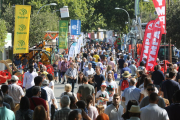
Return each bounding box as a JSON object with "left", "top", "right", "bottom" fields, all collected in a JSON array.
[
  {"left": 122, "top": 78, "right": 141, "bottom": 106},
  {"left": 121, "top": 63, "right": 131, "bottom": 78},
  {"left": 90, "top": 58, "right": 97, "bottom": 70}
]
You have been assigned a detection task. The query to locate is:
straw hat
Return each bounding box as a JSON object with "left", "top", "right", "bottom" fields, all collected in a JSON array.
[
  {"left": 122, "top": 71, "right": 131, "bottom": 78},
  {"left": 128, "top": 105, "right": 141, "bottom": 113}
]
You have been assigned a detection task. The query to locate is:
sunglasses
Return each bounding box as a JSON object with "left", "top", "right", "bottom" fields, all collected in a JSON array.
[{"left": 147, "top": 88, "right": 155, "bottom": 91}]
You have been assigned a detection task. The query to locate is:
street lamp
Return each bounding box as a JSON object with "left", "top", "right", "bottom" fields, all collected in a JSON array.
[
  {"left": 115, "top": 7, "right": 130, "bottom": 31},
  {"left": 37, "top": 3, "right": 57, "bottom": 14}
]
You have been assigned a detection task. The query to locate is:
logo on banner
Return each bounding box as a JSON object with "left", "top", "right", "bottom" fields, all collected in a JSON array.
[
  {"left": 19, "top": 24, "right": 26, "bottom": 31},
  {"left": 155, "top": 21, "right": 161, "bottom": 28},
  {"left": 19, "top": 8, "right": 27, "bottom": 15},
  {"left": 61, "top": 22, "right": 67, "bottom": 27},
  {"left": 148, "top": 23, "right": 154, "bottom": 30},
  {"left": 18, "top": 40, "right": 25, "bottom": 47},
  {"left": 72, "top": 25, "right": 77, "bottom": 30}
]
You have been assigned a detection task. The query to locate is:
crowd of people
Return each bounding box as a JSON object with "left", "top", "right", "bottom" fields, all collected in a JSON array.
[{"left": 0, "top": 42, "right": 180, "bottom": 120}]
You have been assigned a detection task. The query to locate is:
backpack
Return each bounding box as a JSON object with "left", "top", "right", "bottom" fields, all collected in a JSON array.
[
  {"left": 63, "top": 92, "right": 74, "bottom": 98},
  {"left": 121, "top": 79, "right": 129, "bottom": 91}
]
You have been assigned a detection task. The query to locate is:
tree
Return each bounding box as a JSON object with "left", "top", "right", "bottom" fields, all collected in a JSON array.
[{"left": 0, "top": 19, "right": 7, "bottom": 52}]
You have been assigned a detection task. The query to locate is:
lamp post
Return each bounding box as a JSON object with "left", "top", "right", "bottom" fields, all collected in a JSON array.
[
  {"left": 37, "top": 3, "right": 57, "bottom": 14},
  {"left": 115, "top": 7, "right": 130, "bottom": 31}
]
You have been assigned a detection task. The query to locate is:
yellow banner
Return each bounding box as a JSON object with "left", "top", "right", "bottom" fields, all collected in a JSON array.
[{"left": 13, "top": 5, "right": 31, "bottom": 54}]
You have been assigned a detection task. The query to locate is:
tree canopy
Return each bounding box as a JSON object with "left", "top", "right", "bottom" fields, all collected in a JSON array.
[{"left": 0, "top": 19, "right": 7, "bottom": 52}]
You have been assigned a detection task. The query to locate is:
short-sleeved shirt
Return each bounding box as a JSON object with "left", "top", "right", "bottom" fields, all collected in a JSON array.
[
  {"left": 94, "top": 74, "right": 105, "bottom": 91},
  {"left": 8, "top": 83, "right": 24, "bottom": 103},
  {"left": 122, "top": 86, "right": 141, "bottom": 105},
  {"left": 65, "top": 68, "right": 78, "bottom": 78},
  {"left": 78, "top": 84, "right": 95, "bottom": 101},
  {"left": 93, "top": 54, "right": 100, "bottom": 62},
  {"left": 0, "top": 106, "right": 15, "bottom": 120},
  {"left": 29, "top": 97, "right": 47, "bottom": 111},
  {"left": 96, "top": 90, "right": 109, "bottom": 109},
  {"left": 152, "top": 70, "right": 165, "bottom": 85},
  {"left": 61, "top": 62, "right": 69, "bottom": 72},
  {"left": 140, "top": 96, "right": 165, "bottom": 108},
  {"left": 83, "top": 67, "right": 95, "bottom": 77},
  {"left": 3, "top": 94, "right": 15, "bottom": 110},
  {"left": 105, "top": 81, "right": 118, "bottom": 101},
  {"left": 88, "top": 106, "right": 99, "bottom": 120},
  {"left": 161, "top": 80, "right": 180, "bottom": 103},
  {"left": 129, "top": 64, "right": 137, "bottom": 76},
  {"left": 26, "top": 86, "right": 47, "bottom": 101}
]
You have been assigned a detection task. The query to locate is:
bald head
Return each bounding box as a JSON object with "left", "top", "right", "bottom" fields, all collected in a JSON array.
[{"left": 130, "top": 78, "right": 137, "bottom": 86}]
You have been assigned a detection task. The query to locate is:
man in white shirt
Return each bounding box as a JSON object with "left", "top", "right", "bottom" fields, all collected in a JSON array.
[
  {"left": 140, "top": 93, "right": 169, "bottom": 120},
  {"left": 42, "top": 80, "right": 58, "bottom": 115},
  {"left": 105, "top": 94, "right": 124, "bottom": 120},
  {"left": 23, "top": 65, "right": 38, "bottom": 89},
  {"left": 8, "top": 75, "right": 24, "bottom": 112},
  {"left": 83, "top": 63, "right": 95, "bottom": 77}
]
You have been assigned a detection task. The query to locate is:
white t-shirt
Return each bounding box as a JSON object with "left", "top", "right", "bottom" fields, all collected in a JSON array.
[
  {"left": 23, "top": 71, "right": 38, "bottom": 89},
  {"left": 91, "top": 49, "right": 94, "bottom": 53},
  {"left": 96, "top": 90, "right": 109, "bottom": 109},
  {"left": 49, "top": 81, "right": 54, "bottom": 91},
  {"left": 102, "top": 65, "right": 107, "bottom": 76},
  {"left": 140, "top": 87, "right": 159, "bottom": 97},
  {"left": 105, "top": 81, "right": 118, "bottom": 101}
]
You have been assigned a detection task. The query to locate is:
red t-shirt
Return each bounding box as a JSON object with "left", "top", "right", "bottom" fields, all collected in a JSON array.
[{"left": 29, "top": 97, "right": 47, "bottom": 111}]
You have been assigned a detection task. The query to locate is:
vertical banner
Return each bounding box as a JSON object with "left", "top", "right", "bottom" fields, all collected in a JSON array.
[
  {"left": 139, "top": 20, "right": 155, "bottom": 65},
  {"left": 135, "top": 0, "right": 140, "bottom": 16},
  {"left": 106, "top": 31, "right": 113, "bottom": 45},
  {"left": 71, "top": 20, "right": 81, "bottom": 35},
  {"left": 153, "top": 0, "right": 166, "bottom": 34},
  {"left": 146, "top": 18, "right": 162, "bottom": 71},
  {"left": 59, "top": 20, "right": 68, "bottom": 49},
  {"left": 68, "top": 42, "right": 77, "bottom": 60},
  {"left": 13, "top": 5, "right": 31, "bottom": 54}
]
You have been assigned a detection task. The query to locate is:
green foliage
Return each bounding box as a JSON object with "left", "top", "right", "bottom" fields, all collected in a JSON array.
[{"left": 0, "top": 19, "right": 7, "bottom": 52}]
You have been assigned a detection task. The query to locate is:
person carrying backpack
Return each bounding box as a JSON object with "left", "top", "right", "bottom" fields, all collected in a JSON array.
[{"left": 119, "top": 71, "right": 131, "bottom": 96}]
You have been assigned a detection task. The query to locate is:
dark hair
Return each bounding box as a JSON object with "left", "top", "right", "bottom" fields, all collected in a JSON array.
[
  {"left": 140, "top": 61, "right": 145, "bottom": 66},
  {"left": 29, "top": 64, "right": 34, "bottom": 69},
  {"left": 76, "top": 100, "right": 86, "bottom": 109},
  {"left": 47, "top": 74, "right": 53, "bottom": 81},
  {"left": 69, "top": 96, "right": 76, "bottom": 109},
  {"left": 78, "top": 72, "right": 84, "bottom": 84},
  {"left": 34, "top": 76, "right": 43, "bottom": 85},
  {"left": 144, "top": 77, "right": 152, "bottom": 89},
  {"left": 68, "top": 110, "right": 79, "bottom": 120},
  {"left": 32, "top": 86, "right": 41, "bottom": 96},
  {"left": 88, "top": 75, "right": 95, "bottom": 82},
  {"left": 1, "top": 85, "right": 8, "bottom": 93},
  {"left": 149, "top": 92, "right": 159, "bottom": 102},
  {"left": 169, "top": 71, "right": 176, "bottom": 79},
  {"left": 139, "top": 71, "right": 144, "bottom": 76},
  {"left": 20, "top": 96, "right": 30, "bottom": 110},
  {"left": 86, "top": 95, "right": 93, "bottom": 108},
  {"left": 40, "top": 74, "right": 46, "bottom": 78},
  {"left": 147, "top": 84, "right": 155, "bottom": 88},
  {"left": 122, "top": 100, "right": 138, "bottom": 120},
  {"left": 175, "top": 90, "right": 180, "bottom": 102},
  {"left": 0, "top": 95, "right": 3, "bottom": 105},
  {"left": 98, "top": 58, "right": 101, "bottom": 62},
  {"left": 82, "top": 77, "right": 88, "bottom": 83},
  {"left": 94, "top": 52, "right": 97, "bottom": 54},
  {"left": 154, "top": 65, "right": 161, "bottom": 71},
  {"left": 138, "top": 73, "right": 148, "bottom": 87}
]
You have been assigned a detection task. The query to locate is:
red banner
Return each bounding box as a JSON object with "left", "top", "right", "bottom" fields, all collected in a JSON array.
[
  {"left": 146, "top": 18, "right": 162, "bottom": 71},
  {"left": 139, "top": 20, "right": 155, "bottom": 65},
  {"left": 153, "top": 0, "right": 166, "bottom": 34}
]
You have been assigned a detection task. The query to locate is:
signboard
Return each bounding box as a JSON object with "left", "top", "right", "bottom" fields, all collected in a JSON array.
[
  {"left": 13, "top": 5, "right": 31, "bottom": 54},
  {"left": 71, "top": 20, "right": 81, "bottom": 35},
  {"left": 60, "top": 7, "right": 69, "bottom": 18},
  {"left": 59, "top": 20, "right": 68, "bottom": 49}
]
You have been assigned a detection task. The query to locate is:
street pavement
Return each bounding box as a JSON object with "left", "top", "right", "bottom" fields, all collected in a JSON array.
[{"left": 54, "top": 75, "right": 121, "bottom": 109}]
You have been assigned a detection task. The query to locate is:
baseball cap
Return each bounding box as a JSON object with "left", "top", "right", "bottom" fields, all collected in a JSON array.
[
  {"left": 11, "top": 75, "right": 19, "bottom": 81},
  {"left": 101, "top": 82, "right": 107, "bottom": 87}
]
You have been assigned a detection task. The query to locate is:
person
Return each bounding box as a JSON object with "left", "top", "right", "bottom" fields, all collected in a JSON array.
[
  {"left": 104, "top": 94, "right": 124, "bottom": 120},
  {"left": 88, "top": 75, "right": 97, "bottom": 94},
  {"left": 61, "top": 58, "right": 69, "bottom": 84},
  {"left": 165, "top": 90, "right": 180, "bottom": 120},
  {"left": 14, "top": 56, "right": 21, "bottom": 69},
  {"left": 53, "top": 61, "right": 59, "bottom": 83},
  {"left": 108, "top": 57, "right": 116, "bottom": 71},
  {"left": 0, "top": 89, "right": 11, "bottom": 109},
  {"left": 83, "top": 63, "right": 95, "bottom": 77},
  {"left": 96, "top": 105, "right": 104, "bottom": 114},
  {"left": 152, "top": 65, "right": 165, "bottom": 86},
  {"left": 122, "top": 78, "right": 141, "bottom": 106},
  {"left": 47, "top": 74, "right": 54, "bottom": 90},
  {"left": 136, "top": 71, "right": 144, "bottom": 88},
  {"left": 128, "top": 105, "right": 141, "bottom": 120},
  {"left": 77, "top": 77, "right": 95, "bottom": 106},
  {"left": 22, "top": 56, "right": 28, "bottom": 69},
  {"left": 96, "top": 113, "right": 109, "bottom": 120},
  {"left": 8, "top": 75, "right": 24, "bottom": 112},
  {"left": 129, "top": 60, "right": 137, "bottom": 77},
  {"left": 23, "top": 65, "right": 38, "bottom": 90},
  {"left": 140, "top": 84, "right": 165, "bottom": 108},
  {"left": 87, "top": 53, "right": 91, "bottom": 62},
  {"left": 93, "top": 52, "right": 100, "bottom": 62},
  {"left": 118, "top": 55, "right": 125, "bottom": 74},
  {"left": 53, "top": 95, "right": 71, "bottom": 120},
  {"left": 140, "top": 93, "right": 169, "bottom": 120},
  {"left": 60, "top": 84, "right": 78, "bottom": 102},
  {"left": 96, "top": 83, "right": 109, "bottom": 109},
  {"left": 159, "top": 71, "right": 180, "bottom": 104},
  {"left": 122, "top": 100, "right": 138, "bottom": 120},
  {"left": 68, "top": 110, "right": 82, "bottom": 120},
  {"left": 79, "top": 57, "right": 88, "bottom": 72},
  {"left": 29, "top": 86, "right": 47, "bottom": 111},
  {"left": 105, "top": 73, "right": 118, "bottom": 104},
  {"left": 0, "top": 95, "right": 15, "bottom": 120},
  {"left": 58, "top": 57, "right": 63, "bottom": 83},
  {"left": 65, "top": 62, "right": 78, "bottom": 93},
  {"left": 1, "top": 85, "right": 15, "bottom": 111},
  {"left": 105, "top": 65, "right": 115, "bottom": 81},
  {"left": 16, "top": 97, "right": 34, "bottom": 120},
  {"left": 137, "top": 61, "right": 146, "bottom": 73},
  {"left": 83, "top": 49, "right": 88, "bottom": 59},
  {"left": 42, "top": 80, "right": 58, "bottom": 114},
  {"left": 91, "top": 58, "right": 97, "bottom": 70},
  {"left": 77, "top": 72, "right": 84, "bottom": 90},
  {"left": 86, "top": 95, "right": 99, "bottom": 120},
  {"left": 33, "top": 105, "right": 47, "bottom": 120},
  {"left": 94, "top": 66, "right": 106, "bottom": 91},
  {"left": 121, "top": 63, "right": 131, "bottom": 78}
]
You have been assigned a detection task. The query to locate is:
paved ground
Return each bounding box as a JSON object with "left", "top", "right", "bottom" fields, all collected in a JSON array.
[{"left": 54, "top": 75, "right": 121, "bottom": 109}]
